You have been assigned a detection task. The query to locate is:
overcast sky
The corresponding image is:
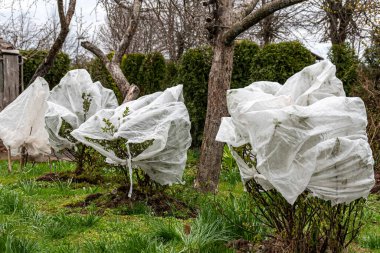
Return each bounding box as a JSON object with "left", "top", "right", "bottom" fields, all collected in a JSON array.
[
  {"left": 0, "top": 0, "right": 105, "bottom": 30},
  {"left": 0, "top": 0, "right": 331, "bottom": 58}
]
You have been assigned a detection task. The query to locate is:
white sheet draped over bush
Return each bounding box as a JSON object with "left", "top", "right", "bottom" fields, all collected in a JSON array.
[
  {"left": 45, "top": 69, "right": 119, "bottom": 151},
  {"left": 71, "top": 85, "right": 192, "bottom": 188},
  {"left": 0, "top": 77, "right": 50, "bottom": 155},
  {"left": 217, "top": 60, "right": 375, "bottom": 205}
]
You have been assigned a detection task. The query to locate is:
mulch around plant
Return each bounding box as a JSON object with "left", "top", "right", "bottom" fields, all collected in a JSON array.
[
  {"left": 36, "top": 172, "right": 102, "bottom": 185},
  {"left": 66, "top": 185, "right": 197, "bottom": 219}
]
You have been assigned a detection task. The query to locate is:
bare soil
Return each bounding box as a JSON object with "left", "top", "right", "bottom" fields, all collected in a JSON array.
[{"left": 66, "top": 185, "right": 197, "bottom": 219}]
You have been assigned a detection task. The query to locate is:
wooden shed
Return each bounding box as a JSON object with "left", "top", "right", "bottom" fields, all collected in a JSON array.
[{"left": 0, "top": 37, "right": 23, "bottom": 111}]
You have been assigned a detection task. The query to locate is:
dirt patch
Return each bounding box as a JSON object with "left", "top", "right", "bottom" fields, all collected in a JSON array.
[
  {"left": 66, "top": 185, "right": 197, "bottom": 219},
  {"left": 36, "top": 172, "right": 103, "bottom": 184},
  {"left": 370, "top": 171, "right": 380, "bottom": 194}
]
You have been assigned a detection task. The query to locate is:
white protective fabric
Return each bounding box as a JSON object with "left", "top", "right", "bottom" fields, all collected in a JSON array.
[
  {"left": 0, "top": 77, "right": 50, "bottom": 156},
  {"left": 71, "top": 85, "right": 192, "bottom": 192},
  {"left": 45, "top": 69, "right": 119, "bottom": 151},
  {"left": 217, "top": 60, "right": 375, "bottom": 205}
]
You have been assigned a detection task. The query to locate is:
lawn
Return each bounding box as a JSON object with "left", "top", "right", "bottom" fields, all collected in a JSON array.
[{"left": 0, "top": 151, "right": 379, "bottom": 253}]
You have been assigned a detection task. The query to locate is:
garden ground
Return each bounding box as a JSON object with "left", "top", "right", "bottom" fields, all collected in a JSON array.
[{"left": 0, "top": 150, "right": 379, "bottom": 253}]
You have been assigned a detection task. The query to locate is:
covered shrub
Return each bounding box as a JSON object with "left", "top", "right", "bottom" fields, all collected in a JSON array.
[
  {"left": 177, "top": 47, "right": 213, "bottom": 147},
  {"left": 328, "top": 43, "right": 359, "bottom": 95},
  {"left": 21, "top": 50, "right": 70, "bottom": 89},
  {"left": 250, "top": 41, "right": 316, "bottom": 83}
]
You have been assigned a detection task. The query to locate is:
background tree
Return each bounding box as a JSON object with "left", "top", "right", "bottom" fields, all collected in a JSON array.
[
  {"left": 82, "top": 0, "right": 142, "bottom": 102},
  {"left": 29, "top": 0, "right": 77, "bottom": 84},
  {"left": 98, "top": 0, "right": 205, "bottom": 61},
  {"left": 195, "top": 0, "right": 309, "bottom": 192}
]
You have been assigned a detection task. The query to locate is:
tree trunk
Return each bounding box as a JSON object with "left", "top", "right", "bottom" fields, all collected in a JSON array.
[
  {"left": 195, "top": 41, "right": 234, "bottom": 192},
  {"left": 106, "top": 62, "right": 139, "bottom": 102},
  {"left": 28, "top": 0, "right": 76, "bottom": 85}
]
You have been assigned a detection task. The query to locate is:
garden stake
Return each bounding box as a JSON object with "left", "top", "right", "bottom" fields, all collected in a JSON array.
[{"left": 7, "top": 146, "right": 12, "bottom": 173}]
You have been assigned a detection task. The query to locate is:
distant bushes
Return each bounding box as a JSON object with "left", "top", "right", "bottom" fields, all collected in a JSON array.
[
  {"left": 328, "top": 43, "right": 359, "bottom": 95},
  {"left": 176, "top": 47, "right": 213, "bottom": 147},
  {"left": 21, "top": 50, "right": 71, "bottom": 89},
  {"left": 250, "top": 41, "right": 316, "bottom": 83},
  {"left": 231, "top": 40, "right": 260, "bottom": 89}
]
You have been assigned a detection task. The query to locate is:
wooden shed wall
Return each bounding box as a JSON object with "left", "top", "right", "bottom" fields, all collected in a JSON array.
[{"left": 0, "top": 54, "right": 20, "bottom": 111}]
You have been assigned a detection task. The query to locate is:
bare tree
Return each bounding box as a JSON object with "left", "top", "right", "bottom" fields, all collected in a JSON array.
[
  {"left": 98, "top": 0, "right": 205, "bottom": 60},
  {"left": 195, "top": 0, "right": 308, "bottom": 192},
  {"left": 298, "top": 0, "right": 380, "bottom": 48},
  {"left": 82, "top": 0, "right": 142, "bottom": 102},
  {"left": 29, "top": 0, "right": 77, "bottom": 84},
  {"left": 0, "top": 3, "right": 57, "bottom": 51}
]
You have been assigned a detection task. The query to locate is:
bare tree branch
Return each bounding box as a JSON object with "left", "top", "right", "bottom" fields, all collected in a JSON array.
[
  {"left": 222, "top": 0, "right": 306, "bottom": 45},
  {"left": 29, "top": 0, "right": 77, "bottom": 84},
  {"left": 81, "top": 41, "right": 109, "bottom": 64},
  {"left": 113, "top": 0, "right": 143, "bottom": 63},
  {"left": 236, "top": 0, "right": 260, "bottom": 19},
  {"left": 114, "top": 0, "right": 129, "bottom": 9},
  {"left": 57, "top": 0, "right": 67, "bottom": 28}
]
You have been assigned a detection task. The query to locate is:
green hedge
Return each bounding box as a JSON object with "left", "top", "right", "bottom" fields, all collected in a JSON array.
[
  {"left": 86, "top": 53, "right": 123, "bottom": 104},
  {"left": 86, "top": 52, "right": 168, "bottom": 104},
  {"left": 138, "top": 52, "right": 166, "bottom": 96},
  {"left": 328, "top": 43, "right": 358, "bottom": 95},
  {"left": 21, "top": 50, "right": 71, "bottom": 89},
  {"left": 121, "top": 53, "right": 146, "bottom": 86},
  {"left": 177, "top": 47, "right": 213, "bottom": 147},
  {"left": 250, "top": 41, "right": 316, "bottom": 84},
  {"left": 231, "top": 40, "right": 260, "bottom": 89}
]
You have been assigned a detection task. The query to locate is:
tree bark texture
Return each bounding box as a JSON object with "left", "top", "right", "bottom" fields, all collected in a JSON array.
[
  {"left": 195, "top": 41, "right": 234, "bottom": 192},
  {"left": 195, "top": 0, "right": 234, "bottom": 192}
]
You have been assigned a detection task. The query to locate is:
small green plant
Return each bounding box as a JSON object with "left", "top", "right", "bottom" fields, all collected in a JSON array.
[
  {"left": 151, "top": 220, "right": 181, "bottom": 243},
  {"left": 17, "top": 179, "right": 38, "bottom": 196},
  {"left": 0, "top": 232, "right": 39, "bottom": 253},
  {"left": 0, "top": 190, "right": 26, "bottom": 215},
  {"left": 360, "top": 234, "right": 380, "bottom": 250},
  {"left": 178, "top": 213, "right": 232, "bottom": 252},
  {"left": 54, "top": 178, "right": 73, "bottom": 194},
  {"left": 83, "top": 234, "right": 163, "bottom": 253},
  {"left": 221, "top": 145, "right": 241, "bottom": 186},
  {"left": 209, "top": 193, "right": 267, "bottom": 242},
  {"left": 78, "top": 213, "right": 101, "bottom": 227}
]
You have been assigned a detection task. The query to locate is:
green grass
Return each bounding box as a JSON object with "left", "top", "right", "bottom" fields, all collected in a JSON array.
[{"left": 0, "top": 151, "right": 379, "bottom": 253}]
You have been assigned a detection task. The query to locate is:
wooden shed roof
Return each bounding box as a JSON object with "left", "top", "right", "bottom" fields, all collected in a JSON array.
[{"left": 0, "top": 37, "right": 19, "bottom": 55}]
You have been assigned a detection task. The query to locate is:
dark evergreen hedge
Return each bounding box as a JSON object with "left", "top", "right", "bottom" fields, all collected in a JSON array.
[{"left": 21, "top": 50, "right": 71, "bottom": 89}]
